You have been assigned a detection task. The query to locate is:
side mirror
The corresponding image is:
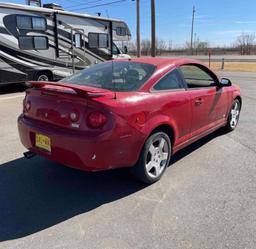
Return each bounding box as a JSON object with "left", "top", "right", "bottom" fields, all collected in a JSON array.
[{"left": 220, "top": 78, "right": 232, "bottom": 87}]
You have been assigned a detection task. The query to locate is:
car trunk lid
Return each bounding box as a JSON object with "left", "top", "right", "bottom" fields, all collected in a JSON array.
[{"left": 24, "top": 81, "right": 113, "bottom": 130}]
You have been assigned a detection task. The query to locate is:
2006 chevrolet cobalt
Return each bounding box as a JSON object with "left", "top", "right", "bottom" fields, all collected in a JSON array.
[{"left": 18, "top": 58, "right": 241, "bottom": 183}]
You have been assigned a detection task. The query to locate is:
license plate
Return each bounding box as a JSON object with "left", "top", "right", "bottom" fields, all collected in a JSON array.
[{"left": 35, "top": 133, "right": 51, "bottom": 152}]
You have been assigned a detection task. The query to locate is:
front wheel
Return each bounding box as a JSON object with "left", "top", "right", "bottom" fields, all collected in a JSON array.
[
  {"left": 132, "top": 132, "right": 171, "bottom": 184},
  {"left": 224, "top": 99, "right": 241, "bottom": 131}
]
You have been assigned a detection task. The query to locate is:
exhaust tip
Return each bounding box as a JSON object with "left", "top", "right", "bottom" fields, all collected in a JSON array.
[{"left": 24, "top": 151, "right": 36, "bottom": 159}]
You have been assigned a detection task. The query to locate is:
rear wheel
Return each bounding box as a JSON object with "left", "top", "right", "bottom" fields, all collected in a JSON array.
[
  {"left": 224, "top": 99, "right": 241, "bottom": 131},
  {"left": 35, "top": 71, "right": 52, "bottom": 81},
  {"left": 132, "top": 132, "right": 171, "bottom": 184}
]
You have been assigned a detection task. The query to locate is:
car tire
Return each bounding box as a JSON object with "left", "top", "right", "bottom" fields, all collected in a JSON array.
[
  {"left": 224, "top": 99, "right": 241, "bottom": 132},
  {"left": 132, "top": 132, "right": 171, "bottom": 184},
  {"left": 36, "top": 72, "right": 52, "bottom": 82}
]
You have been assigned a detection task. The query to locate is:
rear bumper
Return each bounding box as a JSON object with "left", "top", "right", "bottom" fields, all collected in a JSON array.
[{"left": 18, "top": 115, "right": 144, "bottom": 171}]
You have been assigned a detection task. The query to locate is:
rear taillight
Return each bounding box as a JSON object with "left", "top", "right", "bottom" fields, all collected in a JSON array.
[
  {"left": 87, "top": 111, "right": 107, "bottom": 129},
  {"left": 24, "top": 100, "right": 31, "bottom": 112}
]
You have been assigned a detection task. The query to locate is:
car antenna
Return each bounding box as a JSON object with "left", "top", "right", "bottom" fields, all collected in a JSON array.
[{"left": 112, "top": 59, "right": 117, "bottom": 100}]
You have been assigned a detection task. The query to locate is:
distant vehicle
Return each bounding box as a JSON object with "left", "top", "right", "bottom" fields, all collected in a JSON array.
[
  {"left": 0, "top": 2, "right": 131, "bottom": 84},
  {"left": 18, "top": 58, "right": 242, "bottom": 184}
]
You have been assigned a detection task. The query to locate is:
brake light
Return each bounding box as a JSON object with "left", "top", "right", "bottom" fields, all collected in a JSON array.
[
  {"left": 24, "top": 100, "right": 31, "bottom": 112},
  {"left": 87, "top": 111, "right": 107, "bottom": 129}
]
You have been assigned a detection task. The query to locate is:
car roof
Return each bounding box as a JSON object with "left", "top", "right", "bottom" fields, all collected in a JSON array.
[{"left": 122, "top": 57, "right": 203, "bottom": 69}]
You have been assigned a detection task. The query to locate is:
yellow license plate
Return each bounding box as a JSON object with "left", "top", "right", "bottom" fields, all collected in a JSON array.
[{"left": 35, "top": 133, "right": 51, "bottom": 152}]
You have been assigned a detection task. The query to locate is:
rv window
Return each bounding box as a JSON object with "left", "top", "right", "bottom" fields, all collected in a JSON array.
[
  {"left": 18, "top": 36, "right": 34, "bottom": 50},
  {"left": 88, "top": 33, "right": 98, "bottom": 48},
  {"left": 74, "top": 33, "right": 82, "bottom": 48},
  {"left": 16, "top": 15, "right": 46, "bottom": 31},
  {"left": 88, "top": 33, "right": 109, "bottom": 48},
  {"left": 32, "top": 17, "right": 46, "bottom": 31},
  {"left": 116, "top": 27, "right": 127, "bottom": 36},
  {"left": 18, "top": 36, "right": 48, "bottom": 50},
  {"left": 17, "top": 16, "right": 32, "bottom": 30},
  {"left": 99, "top": 34, "right": 108, "bottom": 48},
  {"left": 34, "top": 37, "right": 48, "bottom": 50}
]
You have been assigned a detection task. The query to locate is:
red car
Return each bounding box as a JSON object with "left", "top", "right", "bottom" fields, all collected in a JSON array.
[{"left": 18, "top": 58, "right": 241, "bottom": 184}]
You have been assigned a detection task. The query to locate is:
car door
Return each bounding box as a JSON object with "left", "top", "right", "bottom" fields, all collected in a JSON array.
[
  {"left": 152, "top": 68, "right": 192, "bottom": 146},
  {"left": 179, "top": 64, "right": 228, "bottom": 136}
]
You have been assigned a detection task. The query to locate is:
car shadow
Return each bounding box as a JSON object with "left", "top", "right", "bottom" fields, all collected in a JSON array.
[
  {"left": 0, "top": 129, "right": 226, "bottom": 242},
  {"left": 170, "top": 129, "right": 226, "bottom": 164},
  {"left": 0, "top": 157, "right": 145, "bottom": 242},
  {"left": 0, "top": 83, "right": 27, "bottom": 95}
]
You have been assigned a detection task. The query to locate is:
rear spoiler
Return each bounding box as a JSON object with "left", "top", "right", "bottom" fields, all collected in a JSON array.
[{"left": 26, "top": 81, "right": 112, "bottom": 98}]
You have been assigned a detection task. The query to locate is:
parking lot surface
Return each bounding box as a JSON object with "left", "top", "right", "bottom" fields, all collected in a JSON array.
[{"left": 0, "top": 72, "right": 255, "bottom": 249}]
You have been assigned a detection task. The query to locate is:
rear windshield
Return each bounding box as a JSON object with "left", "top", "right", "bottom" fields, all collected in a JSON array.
[{"left": 61, "top": 61, "right": 156, "bottom": 92}]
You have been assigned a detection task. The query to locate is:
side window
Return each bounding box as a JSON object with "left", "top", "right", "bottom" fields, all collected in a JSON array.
[
  {"left": 88, "top": 33, "right": 109, "bottom": 48},
  {"left": 31, "top": 17, "right": 47, "bottom": 31},
  {"left": 116, "top": 27, "right": 127, "bottom": 36},
  {"left": 34, "top": 36, "right": 48, "bottom": 50},
  {"left": 18, "top": 36, "right": 34, "bottom": 50},
  {"left": 179, "top": 65, "right": 217, "bottom": 88},
  {"left": 154, "top": 69, "right": 184, "bottom": 91},
  {"left": 17, "top": 15, "right": 32, "bottom": 30},
  {"left": 16, "top": 15, "right": 46, "bottom": 31},
  {"left": 18, "top": 36, "right": 48, "bottom": 50},
  {"left": 74, "top": 33, "right": 82, "bottom": 48}
]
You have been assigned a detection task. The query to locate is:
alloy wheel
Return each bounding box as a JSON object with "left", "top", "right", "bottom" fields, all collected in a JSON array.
[
  {"left": 230, "top": 101, "right": 240, "bottom": 129},
  {"left": 145, "top": 137, "right": 169, "bottom": 178}
]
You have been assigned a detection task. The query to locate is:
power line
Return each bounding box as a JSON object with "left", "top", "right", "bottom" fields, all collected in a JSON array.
[
  {"left": 60, "top": 0, "right": 92, "bottom": 5},
  {"left": 69, "top": 0, "right": 131, "bottom": 12},
  {"left": 64, "top": 0, "right": 106, "bottom": 11}
]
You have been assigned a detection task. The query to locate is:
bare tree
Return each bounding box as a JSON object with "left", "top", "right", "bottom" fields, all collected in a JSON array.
[
  {"left": 184, "top": 37, "right": 209, "bottom": 55},
  {"left": 236, "top": 33, "right": 255, "bottom": 55},
  {"left": 184, "top": 40, "right": 191, "bottom": 50},
  {"left": 168, "top": 40, "right": 173, "bottom": 51},
  {"left": 140, "top": 38, "right": 168, "bottom": 56},
  {"left": 127, "top": 40, "right": 137, "bottom": 54},
  {"left": 141, "top": 39, "right": 151, "bottom": 56},
  {"left": 156, "top": 39, "right": 168, "bottom": 55}
]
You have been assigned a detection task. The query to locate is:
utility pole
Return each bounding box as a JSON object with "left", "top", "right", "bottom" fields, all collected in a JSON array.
[
  {"left": 151, "top": 0, "right": 156, "bottom": 57},
  {"left": 190, "top": 6, "right": 196, "bottom": 55},
  {"left": 136, "top": 0, "right": 141, "bottom": 57}
]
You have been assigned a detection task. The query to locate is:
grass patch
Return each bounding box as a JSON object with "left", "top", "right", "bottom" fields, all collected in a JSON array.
[{"left": 209, "top": 62, "right": 256, "bottom": 72}]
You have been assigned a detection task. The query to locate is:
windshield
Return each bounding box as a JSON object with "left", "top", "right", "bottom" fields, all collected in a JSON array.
[{"left": 61, "top": 61, "right": 156, "bottom": 92}]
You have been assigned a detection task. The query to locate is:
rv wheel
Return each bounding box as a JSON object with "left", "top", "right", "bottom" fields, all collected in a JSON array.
[{"left": 36, "top": 72, "right": 52, "bottom": 82}]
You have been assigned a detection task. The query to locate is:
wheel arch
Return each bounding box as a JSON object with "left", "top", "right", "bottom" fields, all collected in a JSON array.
[
  {"left": 234, "top": 95, "right": 242, "bottom": 107},
  {"left": 148, "top": 123, "right": 176, "bottom": 148}
]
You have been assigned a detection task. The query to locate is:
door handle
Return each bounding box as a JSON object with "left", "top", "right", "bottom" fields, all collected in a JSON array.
[{"left": 195, "top": 98, "right": 204, "bottom": 106}]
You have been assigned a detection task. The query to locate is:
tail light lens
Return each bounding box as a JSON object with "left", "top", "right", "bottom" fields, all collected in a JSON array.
[
  {"left": 87, "top": 111, "right": 107, "bottom": 129},
  {"left": 24, "top": 100, "right": 31, "bottom": 112}
]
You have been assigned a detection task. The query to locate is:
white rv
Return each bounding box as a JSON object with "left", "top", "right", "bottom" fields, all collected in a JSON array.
[{"left": 0, "top": 2, "right": 131, "bottom": 83}]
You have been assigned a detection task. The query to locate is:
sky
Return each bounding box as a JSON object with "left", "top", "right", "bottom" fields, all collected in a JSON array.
[{"left": 6, "top": 0, "right": 256, "bottom": 47}]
